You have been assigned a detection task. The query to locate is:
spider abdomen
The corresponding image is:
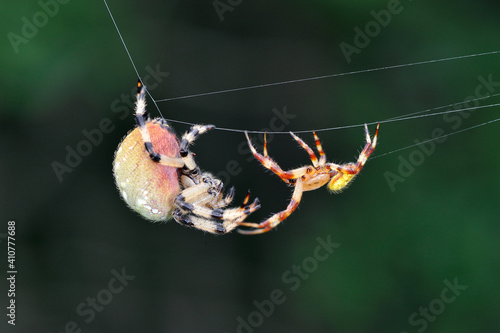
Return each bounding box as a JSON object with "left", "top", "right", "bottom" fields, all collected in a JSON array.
[{"left": 113, "top": 120, "right": 180, "bottom": 221}]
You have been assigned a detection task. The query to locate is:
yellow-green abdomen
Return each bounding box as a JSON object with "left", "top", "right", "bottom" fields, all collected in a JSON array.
[{"left": 113, "top": 122, "right": 181, "bottom": 221}]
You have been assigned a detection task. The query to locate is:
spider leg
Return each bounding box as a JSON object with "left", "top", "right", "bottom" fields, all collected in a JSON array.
[
  {"left": 179, "top": 172, "right": 235, "bottom": 209},
  {"left": 290, "top": 132, "right": 319, "bottom": 167},
  {"left": 237, "top": 177, "right": 304, "bottom": 235},
  {"left": 313, "top": 132, "right": 327, "bottom": 166},
  {"left": 327, "top": 123, "right": 380, "bottom": 192},
  {"left": 245, "top": 131, "right": 297, "bottom": 182},
  {"left": 179, "top": 124, "right": 215, "bottom": 173},
  {"left": 262, "top": 132, "right": 269, "bottom": 157},
  {"left": 174, "top": 189, "right": 260, "bottom": 234},
  {"left": 359, "top": 122, "right": 379, "bottom": 165},
  {"left": 173, "top": 213, "right": 236, "bottom": 234},
  {"left": 174, "top": 182, "right": 238, "bottom": 216},
  {"left": 210, "top": 186, "right": 235, "bottom": 209},
  {"left": 344, "top": 123, "right": 379, "bottom": 173},
  {"left": 134, "top": 80, "right": 185, "bottom": 167},
  {"left": 175, "top": 182, "right": 215, "bottom": 207}
]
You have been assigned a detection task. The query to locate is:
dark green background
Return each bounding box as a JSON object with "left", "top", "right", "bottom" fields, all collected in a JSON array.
[{"left": 1, "top": 1, "right": 499, "bottom": 332}]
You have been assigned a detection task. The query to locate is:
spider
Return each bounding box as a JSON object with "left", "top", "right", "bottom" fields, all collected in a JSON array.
[
  {"left": 113, "top": 81, "right": 260, "bottom": 234},
  {"left": 237, "top": 123, "right": 379, "bottom": 235}
]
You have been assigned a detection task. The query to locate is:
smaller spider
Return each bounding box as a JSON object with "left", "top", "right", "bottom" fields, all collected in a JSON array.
[
  {"left": 237, "top": 124, "right": 379, "bottom": 235},
  {"left": 113, "top": 80, "right": 260, "bottom": 234}
]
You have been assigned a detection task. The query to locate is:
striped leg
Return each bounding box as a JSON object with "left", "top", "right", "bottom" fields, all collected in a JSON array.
[
  {"left": 134, "top": 80, "right": 185, "bottom": 167},
  {"left": 339, "top": 123, "right": 379, "bottom": 174},
  {"left": 179, "top": 124, "right": 215, "bottom": 172},
  {"left": 237, "top": 177, "right": 304, "bottom": 235},
  {"left": 209, "top": 186, "right": 235, "bottom": 209},
  {"left": 290, "top": 132, "right": 320, "bottom": 167},
  {"left": 360, "top": 123, "right": 379, "bottom": 164},
  {"left": 173, "top": 213, "right": 239, "bottom": 234},
  {"left": 175, "top": 186, "right": 260, "bottom": 221},
  {"left": 313, "top": 132, "right": 327, "bottom": 166},
  {"left": 327, "top": 123, "right": 380, "bottom": 192},
  {"left": 173, "top": 189, "right": 261, "bottom": 234},
  {"left": 245, "top": 132, "right": 297, "bottom": 182}
]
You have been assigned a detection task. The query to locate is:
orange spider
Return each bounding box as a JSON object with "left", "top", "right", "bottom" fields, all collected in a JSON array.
[{"left": 237, "top": 123, "right": 379, "bottom": 235}]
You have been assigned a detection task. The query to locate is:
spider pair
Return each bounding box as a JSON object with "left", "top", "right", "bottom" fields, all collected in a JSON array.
[{"left": 113, "top": 81, "right": 379, "bottom": 235}]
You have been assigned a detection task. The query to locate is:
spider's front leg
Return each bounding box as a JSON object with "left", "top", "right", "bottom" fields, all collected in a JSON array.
[
  {"left": 327, "top": 123, "right": 380, "bottom": 192},
  {"left": 179, "top": 124, "right": 215, "bottom": 173},
  {"left": 134, "top": 80, "right": 185, "bottom": 168}
]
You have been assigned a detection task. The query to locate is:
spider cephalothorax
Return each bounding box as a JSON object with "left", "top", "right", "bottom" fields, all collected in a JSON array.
[
  {"left": 113, "top": 81, "right": 260, "bottom": 234},
  {"left": 238, "top": 124, "right": 379, "bottom": 234}
]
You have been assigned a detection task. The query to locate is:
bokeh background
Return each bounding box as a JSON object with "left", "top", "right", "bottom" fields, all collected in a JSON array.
[{"left": 1, "top": 1, "right": 499, "bottom": 332}]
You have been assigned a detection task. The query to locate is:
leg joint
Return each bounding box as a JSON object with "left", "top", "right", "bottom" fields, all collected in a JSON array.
[{"left": 144, "top": 142, "right": 161, "bottom": 162}]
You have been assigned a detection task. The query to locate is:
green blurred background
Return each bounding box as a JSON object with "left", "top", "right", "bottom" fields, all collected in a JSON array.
[{"left": 1, "top": 1, "right": 499, "bottom": 332}]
